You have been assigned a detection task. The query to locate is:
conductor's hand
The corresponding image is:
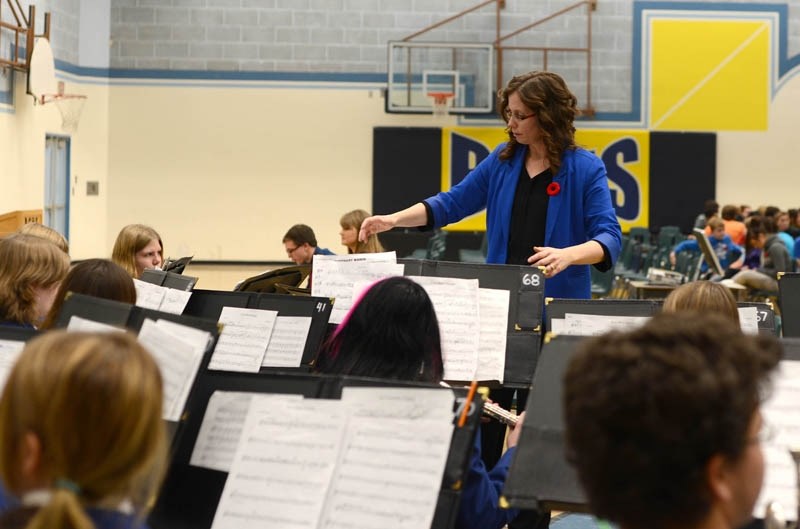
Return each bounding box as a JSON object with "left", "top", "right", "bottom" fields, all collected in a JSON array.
[
  {"left": 359, "top": 215, "right": 395, "bottom": 242},
  {"left": 528, "top": 246, "right": 574, "bottom": 278},
  {"left": 506, "top": 411, "right": 526, "bottom": 449}
]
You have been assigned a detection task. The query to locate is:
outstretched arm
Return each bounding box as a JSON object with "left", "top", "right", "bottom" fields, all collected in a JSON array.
[{"left": 359, "top": 203, "right": 428, "bottom": 242}]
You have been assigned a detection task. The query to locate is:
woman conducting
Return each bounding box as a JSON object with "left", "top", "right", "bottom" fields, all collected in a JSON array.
[{"left": 360, "top": 71, "right": 622, "bottom": 299}]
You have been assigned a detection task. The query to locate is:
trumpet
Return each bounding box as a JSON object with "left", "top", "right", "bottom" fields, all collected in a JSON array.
[
  {"left": 765, "top": 447, "right": 800, "bottom": 529},
  {"left": 482, "top": 402, "right": 519, "bottom": 426}
]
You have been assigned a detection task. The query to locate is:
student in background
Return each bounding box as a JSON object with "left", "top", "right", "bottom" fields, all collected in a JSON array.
[
  {"left": 0, "top": 331, "right": 167, "bottom": 529},
  {"left": 315, "top": 276, "right": 546, "bottom": 529},
  {"left": 39, "top": 259, "right": 137, "bottom": 330},
  {"left": 718, "top": 204, "right": 747, "bottom": 246},
  {"left": 662, "top": 281, "right": 740, "bottom": 326},
  {"left": 282, "top": 224, "right": 334, "bottom": 265},
  {"left": 774, "top": 211, "right": 795, "bottom": 256},
  {"left": 16, "top": 223, "right": 69, "bottom": 255},
  {"left": 564, "top": 313, "right": 780, "bottom": 529},
  {"left": 670, "top": 218, "right": 742, "bottom": 275},
  {"left": 0, "top": 234, "right": 69, "bottom": 329},
  {"left": 339, "top": 209, "right": 384, "bottom": 254},
  {"left": 111, "top": 224, "right": 163, "bottom": 279},
  {"left": 730, "top": 216, "right": 791, "bottom": 293},
  {"left": 693, "top": 199, "right": 719, "bottom": 230}
]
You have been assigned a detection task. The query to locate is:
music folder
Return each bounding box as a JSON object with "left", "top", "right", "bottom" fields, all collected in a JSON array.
[
  {"left": 148, "top": 371, "right": 481, "bottom": 529},
  {"left": 398, "top": 258, "right": 545, "bottom": 388},
  {"left": 501, "top": 334, "right": 589, "bottom": 512},
  {"left": 779, "top": 273, "right": 800, "bottom": 338},
  {"left": 140, "top": 268, "right": 198, "bottom": 291}
]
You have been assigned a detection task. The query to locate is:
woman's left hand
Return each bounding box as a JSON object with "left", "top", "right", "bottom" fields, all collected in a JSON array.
[{"left": 528, "top": 246, "right": 575, "bottom": 277}]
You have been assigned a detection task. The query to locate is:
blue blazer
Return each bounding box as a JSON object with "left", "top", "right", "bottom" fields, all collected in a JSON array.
[{"left": 425, "top": 144, "right": 622, "bottom": 299}]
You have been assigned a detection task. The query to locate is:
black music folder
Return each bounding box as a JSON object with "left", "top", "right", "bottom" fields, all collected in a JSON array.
[
  {"left": 399, "top": 259, "right": 545, "bottom": 388},
  {"left": 140, "top": 268, "right": 198, "bottom": 291},
  {"left": 501, "top": 334, "right": 589, "bottom": 512},
  {"left": 0, "top": 326, "right": 38, "bottom": 343},
  {"left": 780, "top": 273, "right": 800, "bottom": 337},
  {"left": 183, "top": 289, "right": 332, "bottom": 368},
  {"left": 162, "top": 256, "right": 193, "bottom": 274},
  {"left": 149, "top": 371, "right": 481, "bottom": 529}
]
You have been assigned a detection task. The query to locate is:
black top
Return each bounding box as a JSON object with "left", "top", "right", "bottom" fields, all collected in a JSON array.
[{"left": 506, "top": 166, "right": 553, "bottom": 265}]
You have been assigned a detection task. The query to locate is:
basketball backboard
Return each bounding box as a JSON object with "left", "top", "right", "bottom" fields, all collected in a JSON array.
[
  {"left": 28, "top": 36, "right": 57, "bottom": 103},
  {"left": 387, "top": 41, "right": 494, "bottom": 115}
]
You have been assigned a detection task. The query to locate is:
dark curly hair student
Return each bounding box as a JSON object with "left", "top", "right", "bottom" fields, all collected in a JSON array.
[
  {"left": 564, "top": 312, "right": 780, "bottom": 529},
  {"left": 315, "top": 276, "right": 443, "bottom": 382}
]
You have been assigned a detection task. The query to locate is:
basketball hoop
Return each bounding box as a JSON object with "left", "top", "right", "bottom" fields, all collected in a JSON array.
[
  {"left": 41, "top": 84, "right": 87, "bottom": 134},
  {"left": 428, "top": 92, "right": 454, "bottom": 117}
]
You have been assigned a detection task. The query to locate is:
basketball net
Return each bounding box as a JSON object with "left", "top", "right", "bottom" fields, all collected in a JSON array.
[
  {"left": 41, "top": 82, "right": 88, "bottom": 133},
  {"left": 428, "top": 92, "right": 454, "bottom": 117}
]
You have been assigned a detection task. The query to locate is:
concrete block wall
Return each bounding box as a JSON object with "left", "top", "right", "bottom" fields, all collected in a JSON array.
[{"left": 8, "top": 0, "right": 800, "bottom": 113}]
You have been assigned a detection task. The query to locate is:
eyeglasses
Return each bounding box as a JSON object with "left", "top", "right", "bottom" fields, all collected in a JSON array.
[
  {"left": 285, "top": 245, "right": 301, "bottom": 256},
  {"left": 504, "top": 108, "right": 535, "bottom": 122}
]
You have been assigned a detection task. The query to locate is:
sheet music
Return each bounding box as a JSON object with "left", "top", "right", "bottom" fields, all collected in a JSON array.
[
  {"left": 153, "top": 318, "right": 211, "bottom": 419},
  {"left": 133, "top": 278, "right": 166, "bottom": 310},
  {"left": 208, "top": 307, "right": 278, "bottom": 373},
  {"left": 211, "top": 396, "right": 346, "bottom": 529},
  {"left": 319, "top": 387, "right": 454, "bottom": 529},
  {"left": 137, "top": 319, "right": 205, "bottom": 421},
  {"left": 190, "top": 392, "right": 302, "bottom": 473},
  {"left": 475, "top": 288, "right": 509, "bottom": 383},
  {"left": 159, "top": 288, "right": 193, "bottom": 315},
  {"left": 738, "top": 306, "right": 760, "bottom": 335},
  {"left": 755, "top": 360, "right": 800, "bottom": 520},
  {"left": 550, "top": 313, "right": 649, "bottom": 336},
  {"left": 66, "top": 315, "right": 124, "bottom": 333},
  {"left": 410, "top": 276, "right": 480, "bottom": 381},
  {"left": 312, "top": 257, "right": 404, "bottom": 324},
  {"left": 262, "top": 316, "right": 312, "bottom": 368},
  {"left": 0, "top": 340, "right": 25, "bottom": 391}
]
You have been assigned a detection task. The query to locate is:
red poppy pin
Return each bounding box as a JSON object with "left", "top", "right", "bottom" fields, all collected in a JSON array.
[{"left": 546, "top": 182, "right": 561, "bottom": 196}]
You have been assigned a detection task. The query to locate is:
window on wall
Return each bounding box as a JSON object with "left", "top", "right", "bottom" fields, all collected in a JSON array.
[{"left": 44, "top": 135, "right": 70, "bottom": 241}]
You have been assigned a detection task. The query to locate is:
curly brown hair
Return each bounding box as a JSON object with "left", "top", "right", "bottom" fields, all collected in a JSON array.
[
  {"left": 564, "top": 312, "right": 780, "bottom": 529},
  {"left": 497, "top": 71, "right": 578, "bottom": 174}
]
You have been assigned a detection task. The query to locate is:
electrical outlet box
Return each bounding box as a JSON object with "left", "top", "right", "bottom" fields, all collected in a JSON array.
[{"left": 86, "top": 181, "right": 99, "bottom": 196}]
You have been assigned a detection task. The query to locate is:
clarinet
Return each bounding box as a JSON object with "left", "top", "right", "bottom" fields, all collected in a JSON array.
[{"left": 482, "top": 402, "right": 519, "bottom": 426}]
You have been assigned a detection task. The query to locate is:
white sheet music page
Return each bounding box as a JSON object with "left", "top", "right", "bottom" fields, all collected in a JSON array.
[
  {"left": 410, "top": 276, "right": 480, "bottom": 381},
  {"left": 319, "top": 387, "right": 454, "bottom": 529},
  {"left": 189, "top": 392, "right": 302, "bottom": 473},
  {"left": 159, "top": 288, "right": 193, "bottom": 315},
  {"left": 0, "top": 340, "right": 25, "bottom": 391},
  {"left": 312, "top": 255, "right": 404, "bottom": 324},
  {"left": 211, "top": 396, "right": 346, "bottom": 529},
  {"left": 475, "top": 288, "right": 509, "bottom": 383},
  {"left": 153, "top": 318, "right": 210, "bottom": 419},
  {"left": 755, "top": 360, "right": 800, "bottom": 520},
  {"left": 208, "top": 307, "right": 277, "bottom": 373},
  {"left": 738, "top": 306, "right": 760, "bottom": 335},
  {"left": 137, "top": 319, "right": 204, "bottom": 422},
  {"left": 560, "top": 313, "right": 649, "bottom": 336},
  {"left": 66, "top": 315, "right": 124, "bottom": 333},
  {"left": 262, "top": 316, "right": 312, "bottom": 368},
  {"left": 133, "top": 279, "right": 167, "bottom": 310}
]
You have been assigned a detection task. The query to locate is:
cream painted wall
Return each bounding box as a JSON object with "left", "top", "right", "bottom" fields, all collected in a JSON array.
[
  {"left": 0, "top": 72, "right": 110, "bottom": 259},
  {"left": 716, "top": 74, "right": 800, "bottom": 209},
  {"left": 106, "top": 83, "right": 451, "bottom": 262}
]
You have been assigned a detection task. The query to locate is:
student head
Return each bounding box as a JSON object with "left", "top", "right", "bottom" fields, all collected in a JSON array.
[
  {"left": 775, "top": 211, "right": 790, "bottom": 232},
  {"left": 282, "top": 224, "right": 319, "bottom": 265},
  {"left": 497, "top": 70, "right": 578, "bottom": 173},
  {"left": 707, "top": 217, "right": 726, "bottom": 240},
  {"left": 111, "top": 224, "right": 163, "bottom": 278},
  {"left": 315, "top": 276, "right": 443, "bottom": 383},
  {"left": 339, "top": 209, "right": 384, "bottom": 254},
  {"left": 17, "top": 223, "right": 69, "bottom": 254},
  {"left": 564, "top": 313, "right": 780, "bottom": 529},
  {"left": 720, "top": 205, "right": 740, "bottom": 222},
  {"left": 662, "top": 281, "right": 740, "bottom": 327},
  {"left": 0, "top": 234, "right": 70, "bottom": 327},
  {"left": 0, "top": 331, "right": 167, "bottom": 522},
  {"left": 703, "top": 199, "right": 720, "bottom": 219},
  {"left": 40, "top": 259, "right": 137, "bottom": 330}
]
